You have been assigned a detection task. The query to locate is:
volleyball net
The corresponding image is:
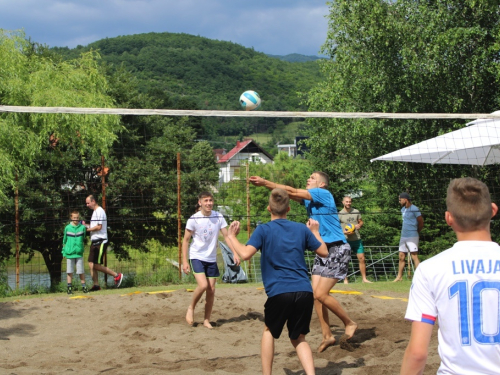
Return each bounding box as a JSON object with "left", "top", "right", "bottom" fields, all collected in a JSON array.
[{"left": 2, "top": 106, "right": 500, "bottom": 290}]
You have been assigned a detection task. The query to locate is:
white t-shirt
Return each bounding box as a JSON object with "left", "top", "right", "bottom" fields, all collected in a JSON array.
[
  {"left": 186, "top": 210, "right": 227, "bottom": 262},
  {"left": 90, "top": 206, "right": 107, "bottom": 242},
  {"left": 405, "top": 241, "right": 500, "bottom": 374}
]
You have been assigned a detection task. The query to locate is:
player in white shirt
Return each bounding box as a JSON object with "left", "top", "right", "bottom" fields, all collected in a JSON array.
[
  {"left": 182, "top": 191, "right": 240, "bottom": 329},
  {"left": 401, "top": 177, "right": 500, "bottom": 374}
]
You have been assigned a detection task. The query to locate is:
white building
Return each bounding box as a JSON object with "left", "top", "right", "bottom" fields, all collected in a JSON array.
[{"left": 217, "top": 139, "right": 273, "bottom": 184}]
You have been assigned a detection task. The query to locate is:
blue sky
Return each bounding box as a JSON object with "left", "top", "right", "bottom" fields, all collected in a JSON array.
[{"left": 0, "top": 0, "right": 330, "bottom": 56}]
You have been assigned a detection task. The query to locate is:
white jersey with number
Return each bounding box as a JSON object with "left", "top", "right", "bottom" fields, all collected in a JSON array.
[
  {"left": 186, "top": 210, "right": 227, "bottom": 262},
  {"left": 405, "top": 241, "right": 500, "bottom": 374}
]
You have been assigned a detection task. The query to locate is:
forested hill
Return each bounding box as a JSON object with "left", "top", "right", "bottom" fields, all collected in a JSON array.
[{"left": 52, "top": 32, "right": 323, "bottom": 112}]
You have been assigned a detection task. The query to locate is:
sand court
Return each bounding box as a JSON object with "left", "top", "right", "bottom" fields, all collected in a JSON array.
[{"left": 0, "top": 285, "right": 439, "bottom": 374}]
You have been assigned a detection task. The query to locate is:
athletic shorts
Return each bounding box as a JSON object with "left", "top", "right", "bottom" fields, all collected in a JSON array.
[
  {"left": 264, "top": 291, "right": 314, "bottom": 340},
  {"left": 399, "top": 237, "right": 419, "bottom": 253},
  {"left": 88, "top": 240, "right": 108, "bottom": 264},
  {"left": 311, "top": 241, "right": 351, "bottom": 280},
  {"left": 67, "top": 257, "right": 84, "bottom": 274},
  {"left": 348, "top": 239, "right": 364, "bottom": 254},
  {"left": 190, "top": 259, "right": 220, "bottom": 278}
]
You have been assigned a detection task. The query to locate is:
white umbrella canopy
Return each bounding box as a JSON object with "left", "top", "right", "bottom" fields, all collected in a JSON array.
[{"left": 370, "top": 115, "right": 500, "bottom": 166}]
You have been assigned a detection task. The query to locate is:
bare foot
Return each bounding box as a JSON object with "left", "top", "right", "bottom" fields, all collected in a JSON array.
[
  {"left": 317, "top": 336, "right": 336, "bottom": 353},
  {"left": 203, "top": 320, "right": 213, "bottom": 329},
  {"left": 393, "top": 277, "right": 403, "bottom": 282},
  {"left": 186, "top": 306, "right": 194, "bottom": 325},
  {"left": 345, "top": 321, "right": 357, "bottom": 339},
  {"left": 362, "top": 279, "right": 373, "bottom": 283}
]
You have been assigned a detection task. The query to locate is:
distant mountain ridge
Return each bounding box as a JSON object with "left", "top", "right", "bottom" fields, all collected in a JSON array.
[
  {"left": 52, "top": 32, "right": 323, "bottom": 112},
  {"left": 267, "top": 53, "right": 325, "bottom": 63},
  {"left": 51, "top": 32, "right": 324, "bottom": 139}
]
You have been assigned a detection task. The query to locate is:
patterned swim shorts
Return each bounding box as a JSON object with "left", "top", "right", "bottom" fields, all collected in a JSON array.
[{"left": 311, "top": 241, "right": 351, "bottom": 280}]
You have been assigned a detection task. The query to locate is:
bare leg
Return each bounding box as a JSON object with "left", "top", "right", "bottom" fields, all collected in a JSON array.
[
  {"left": 186, "top": 272, "right": 208, "bottom": 325},
  {"left": 291, "top": 334, "right": 315, "bottom": 375},
  {"left": 314, "top": 276, "right": 357, "bottom": 339},
  {"left": 92, "top": 264, "right": 117, "bottom": 278},
  {"left": 357, "top": 253, "right": 372, "bottom": 283},
  {"left": 410, "top": 252, "right": 420, "bottom": 269},
  {"left": 67, "top": 273, "right": 73, "bottom": 284},
  {"left": 312, "top": 275, "right": 335, "bottom": 352},
  {"left": 79, "top": 273, "right": 86, "bottom": 284},
  {"left": 203, "top": 277, "right": 217, "bottom": 329},
  {"left": 343, "top": 278, "right": 349, "bottom": 284},
  {"left": 89, "top": 262, "right": 98, "bottom": 285},
  {"left": 261, "top": 327, "right": 274, "bottom": 375},
  {"left": 393, "top": 252, "right": 406, "bottom": 281}
]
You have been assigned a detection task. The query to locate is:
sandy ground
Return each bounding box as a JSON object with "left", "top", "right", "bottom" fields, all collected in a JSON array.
[{"left": 0, "top": 285, "right": 439, "bottom": 374}]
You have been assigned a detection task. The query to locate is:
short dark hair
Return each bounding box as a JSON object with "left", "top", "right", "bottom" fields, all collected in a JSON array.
[
  {"left": 399, "top": 192, "right": 411, "bottom": 200},
  {"left": 313, "top": 171, "right": 329, "bottom": 187},
  {"left": 198, "top": 191, "right": 213, "bottom": 200},
  {"left": 70, "top": 210, "right": 79, "bottom": 218},
  {"left": 87, "top": 195, "right": 96, "bottom": 202},
  {"left": 269, "top": 188, "right": 289, "bottom": 216},
  {"left": 446, "top": 177, "right": 492, "bottom": 231}
]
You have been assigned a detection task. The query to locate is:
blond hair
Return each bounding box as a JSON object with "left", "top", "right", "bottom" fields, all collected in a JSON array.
[{"left": 269, "top": 188, "right": 289, "bottom": 216}]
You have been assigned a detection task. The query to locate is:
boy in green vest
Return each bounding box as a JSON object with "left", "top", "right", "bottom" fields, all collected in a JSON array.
[{"left": 62, "top": 210, "right": 88, "bottom": 294}]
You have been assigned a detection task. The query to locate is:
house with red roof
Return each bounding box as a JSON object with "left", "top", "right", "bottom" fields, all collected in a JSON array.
[{"left": 217, "top": 139, "right": 273, "bottom": 184}]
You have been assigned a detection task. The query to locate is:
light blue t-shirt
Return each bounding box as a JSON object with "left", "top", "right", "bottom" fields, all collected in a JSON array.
[
  {"left": 401, "top": 204, "right": 422, "bottom": 238},
  {"left": 303, "top": 188, "right": 345, "bottom": 244},
  {"left": 247, "top": 219, "right": 322, "bottom": 298}
]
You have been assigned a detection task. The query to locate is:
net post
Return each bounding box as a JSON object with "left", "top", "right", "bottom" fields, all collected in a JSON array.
[
  {"left": 15, "top": 173, "right": 20, "bottom": 289},
  {"left": 177, "top": 153, "right": 182, "bottom": 280},
  {"left": 101, "top": 155, "right": 108, "bottom": 285},
  {"left": 246, "top": 163, "right": 252, "bottom": 278}
]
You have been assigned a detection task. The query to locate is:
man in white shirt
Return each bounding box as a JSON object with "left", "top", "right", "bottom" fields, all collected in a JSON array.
[
  {"left": 85, "top": 195, "right": 123, "bottom": 291},
  {"left": 182, "top": 191, "right": 239, "bottom": 329},
  {"left": 401, "top": 177, "right": 500, "bottom": 374}
]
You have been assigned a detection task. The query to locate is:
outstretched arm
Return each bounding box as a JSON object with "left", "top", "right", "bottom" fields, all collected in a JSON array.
[
  {"left": 226, "top": 221, "right": 258, "bottom": 260},
  {"left": 249, "top": 176, "right": 311, "bottom": 202}
]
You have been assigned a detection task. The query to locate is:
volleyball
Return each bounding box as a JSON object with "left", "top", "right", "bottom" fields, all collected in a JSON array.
[
  {"left": 239, "top": 90, "right": 261, "bottom": 111},
  {"left": 344, "top": 223, "right": 355, "bottom": 234}
]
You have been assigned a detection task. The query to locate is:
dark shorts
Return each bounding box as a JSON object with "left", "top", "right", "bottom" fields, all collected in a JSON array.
[
  {"left": 311, "top": 241, "right": 351, "bottom": 279},
  {"left": 190, "top": 259, "right": 220, "bottom": 278},
  {"left": 264, "top": 291, "right": 314, "bottom": 340},
  {"left": 88, "top": 240, "right": 108, "bottom": 265},
  {"left": 348, "top": 239, "right": 364, "bottom": 254}
]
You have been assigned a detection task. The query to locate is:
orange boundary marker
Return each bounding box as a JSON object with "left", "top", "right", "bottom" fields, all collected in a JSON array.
[
  {"left": 147, "top": 290, "right": 176, "bottom": 295},
  {"left": 120, "top": 291, "right": 142, "bottom": 297},
  {"left": 69, "top": 295, "right": 93, "bottom": 299}
]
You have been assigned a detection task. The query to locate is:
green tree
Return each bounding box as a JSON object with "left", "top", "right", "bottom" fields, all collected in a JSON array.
[
  {"left": 306, "top": 1, "right": 500, "bottom": 253},
  {"left": 0, "top": 30, "right": 121, "bottom": 287}
]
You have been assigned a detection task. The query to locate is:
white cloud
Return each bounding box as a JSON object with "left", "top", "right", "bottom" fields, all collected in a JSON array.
[{"left": 0, "top": 0, "right": 329, "bottom": 55}]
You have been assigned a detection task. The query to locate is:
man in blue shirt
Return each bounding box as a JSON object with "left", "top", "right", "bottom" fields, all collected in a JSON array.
[
  {"left": 250, "top": 172, "right": 357, "bottom": 353},
  {"left": 394, "top": 192, "right": 424, "bottom": 282},
  {"left": 227, "top": 188, "right": 327, "bottom": 374}
]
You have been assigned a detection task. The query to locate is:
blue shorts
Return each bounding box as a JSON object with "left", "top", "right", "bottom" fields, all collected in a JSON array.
[{"left": 190, "top": 259, "right": 220, "bottom": 278}]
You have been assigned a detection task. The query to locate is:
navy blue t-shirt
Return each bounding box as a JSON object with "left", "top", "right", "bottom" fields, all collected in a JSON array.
[{"left": 247, "top": 219, "right": 322, "bottom": 297}]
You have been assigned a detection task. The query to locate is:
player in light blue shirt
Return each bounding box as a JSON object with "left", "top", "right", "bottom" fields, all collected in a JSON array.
[{"left": 394, "top": 192, "right": 424, "bottom": 282}]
